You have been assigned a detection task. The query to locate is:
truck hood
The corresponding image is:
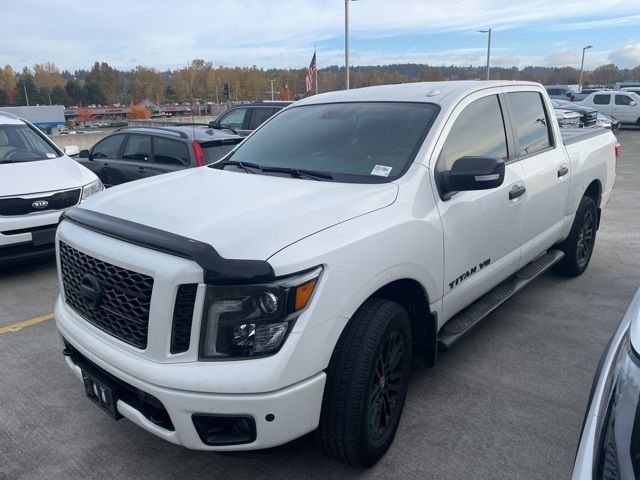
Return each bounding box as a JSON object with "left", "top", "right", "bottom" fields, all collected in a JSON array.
[
  {"left": 81, "top": 168, "right": 398, "bottom": 261},
  {"left": 0, "top": 156, "right": 96, "bottom": 197}
]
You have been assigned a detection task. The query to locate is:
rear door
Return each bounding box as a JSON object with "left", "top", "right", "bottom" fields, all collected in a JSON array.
[
  {"left": 151, "top": 136, "right": 192, "bottom": 175},
  {"left": 613, "top": 94, "right": 638, "bottom": 123},
  {"left": 432, "top": 90, "right": 526, "bottom": 321},
  {"left": 88, "top": 134, "right": 127, "bottom": 187},
  {"left": 114, "top": 134, "right": 155, "bottom": 185},
  {"left": 591, "top": 93, "right": 613, "bottom": 117},
  {"left": 503, "top": 88, "right": 571, "bottom": 266}
]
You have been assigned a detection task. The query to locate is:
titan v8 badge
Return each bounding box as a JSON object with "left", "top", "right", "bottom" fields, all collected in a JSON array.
[{"left": 449, "top": 259, "right": 491, "bottom": 290}]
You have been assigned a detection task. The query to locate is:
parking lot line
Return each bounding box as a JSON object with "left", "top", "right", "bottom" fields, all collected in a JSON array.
[{"left": 0, "top": 313, "right": 53, "bottom": 335}]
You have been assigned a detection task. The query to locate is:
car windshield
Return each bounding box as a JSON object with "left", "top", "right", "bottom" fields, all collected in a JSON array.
[
  {"left": 217, "top": 102, "right": 439, "bottom": 183},
  {"left": 0, "top": 124, "right": 60, "bottom": 163},
  {"left": 629, "top": 92, "right": 640, "bottom": 103}
]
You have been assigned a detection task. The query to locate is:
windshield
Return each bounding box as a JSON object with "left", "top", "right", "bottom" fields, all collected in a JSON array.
[
  {"left": 0, "top": 124, "right": 60, "bottom": 163},
  {"left": 629, "top": 92, "right": 640, "bottom": 103},
  {"left": 217, "top": 102, "right": 439, "bottom": 183}
]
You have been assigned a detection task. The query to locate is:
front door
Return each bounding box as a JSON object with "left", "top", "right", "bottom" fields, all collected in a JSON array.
[
  {"left": 432, "top": 91, "right": 526, "bottom": 322},
  {"left": 613, "top": 94, "right": 639, "bottom": 123}
]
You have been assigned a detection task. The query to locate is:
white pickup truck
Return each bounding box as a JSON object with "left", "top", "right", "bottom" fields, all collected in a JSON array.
[{"left": 54, "top": 81, "right": 618, "bottom": 466}]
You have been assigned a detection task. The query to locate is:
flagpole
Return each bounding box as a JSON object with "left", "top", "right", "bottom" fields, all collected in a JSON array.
[{"left": 315, "top": 46, "right": 318, "bottom": 95}]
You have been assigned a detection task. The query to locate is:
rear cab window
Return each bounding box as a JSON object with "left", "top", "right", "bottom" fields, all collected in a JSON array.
[{"left": 507, "top": 91, "right": 553, "bottom": 157}]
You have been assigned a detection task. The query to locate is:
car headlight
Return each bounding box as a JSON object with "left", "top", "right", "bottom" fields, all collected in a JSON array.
[
  {"left": 81, "top": 179, "right": 104, "bottom": 201},
  {"left": 200, "top": 266, "right": 322, "bottom": 359}
]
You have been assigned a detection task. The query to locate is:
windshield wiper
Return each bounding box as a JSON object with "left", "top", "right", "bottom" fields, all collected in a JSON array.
[
  {"left": 209, "top": 124, "right": 240, "bottom": 135},
  {"left": 0, "top": 159, "right": 18, "bottom": 164},
  {"left": 219, "top": 160, "right": 261, "bottom": 174},
  {"left": 259, "top": 166, "right": 334, "bottom": 181}
]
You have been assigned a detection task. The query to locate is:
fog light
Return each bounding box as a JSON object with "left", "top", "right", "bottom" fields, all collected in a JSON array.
[{"left": 192, "top": 414, "right": 257, "bottom": 446}]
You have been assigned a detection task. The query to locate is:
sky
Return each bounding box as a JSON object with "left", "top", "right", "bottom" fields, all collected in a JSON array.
[{"left": 3, "top": 0, "right": 640, "bottom": 72}]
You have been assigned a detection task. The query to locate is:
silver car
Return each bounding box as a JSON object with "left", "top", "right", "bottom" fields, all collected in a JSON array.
[{"left": 572, "top": 289, "right": 640, "bottom": 479}]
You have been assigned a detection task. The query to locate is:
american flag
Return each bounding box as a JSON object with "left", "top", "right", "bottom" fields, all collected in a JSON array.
[{"left": 305, "top": 51, "right": 317, "bottom": 93}]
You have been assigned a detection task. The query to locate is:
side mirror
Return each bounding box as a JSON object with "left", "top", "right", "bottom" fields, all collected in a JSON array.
[
  {"left": 441, "top": 156, "right": 505, "bottom": 193},
  {"left": 64, "top": 145, "right": 80, "bottom": 157},
  {"left": 208, "top": 120, "right": 219, "bottom": 128},
  {"left": 78, "top": 149, "right": 90, "bottom": 158}
]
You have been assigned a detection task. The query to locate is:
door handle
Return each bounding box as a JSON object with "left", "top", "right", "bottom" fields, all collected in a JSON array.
[
  {"left": 557, "top": 166, "right": 569, "bottom": 177},
  {"left": 137, "top": 167, "right": 145, "bottom": 173},
  {"left": 509, "top": 185, "right": 526, "bottom": 200}
]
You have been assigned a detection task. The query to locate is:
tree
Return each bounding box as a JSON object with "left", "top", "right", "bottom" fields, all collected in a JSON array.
[
  {"left": 76, "top": 107, "right": 93, "bottom": 126},
  {"left": 50, "top": 85, "right": 71, "bottom": 106},
  {"left": 16, "top": 68, "right": 38, "bottom": 106},
  {"left": 590, "top": 64, "right": 621, "bottom": 86},
  {"left": 128, "top": 104, "right": 150, "bottom": 119},
  {"left": 128, "top": 66, "right": 167, "bottom": 103},
  {"left": 65, "top": 80, "right": 85, "bottom": 105},
  {"left": 85, "top": 61, "right": 122, "bottom": 104},
  {"left": 0, "top": 65, "right": 17, "bottom": 106},
  {"left": 33, "top": 61, "right": 65, "bottom": 91}
]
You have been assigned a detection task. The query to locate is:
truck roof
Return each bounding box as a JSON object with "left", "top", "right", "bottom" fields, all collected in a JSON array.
[{"left": 296, "top": 80, "right": 542, "bottom": 108}]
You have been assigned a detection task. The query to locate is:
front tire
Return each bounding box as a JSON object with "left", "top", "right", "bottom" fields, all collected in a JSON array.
[
  {"left": 554, "top": 195, "right": 598, "bottom": 277},
  {"left": 317, "top": 298, "right": 412, "bottom": 467}
]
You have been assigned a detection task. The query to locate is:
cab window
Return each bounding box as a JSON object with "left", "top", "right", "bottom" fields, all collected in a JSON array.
[
  {"left": 248, "top": 108, "right": 278, "bottom": 130},
  {"left": 507, "top": 91, "right": 553, "bottom": 157},
  {"left": 593, "top": 94, "right": 611, "bottom": 105},
  {"left": 615, "top": 95, "right": 634, "bottom": 106},
  {"left": 153, "top": 137, "right": 190, "bottom": 165},
  {"left": 437, "top": 95, "right": 508, "bottom": 173}
]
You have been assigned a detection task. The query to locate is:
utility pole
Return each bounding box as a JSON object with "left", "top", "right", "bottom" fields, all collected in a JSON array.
[
  {"left": 579, "top": 45, "right": 593, "bottom": 93},
  {"left": 24, "top": 84, "right": 29, "bottom": 106},
  {"left": 266, "top": 75, "right": 278, "bottom": 101},
  {"left": 479, "top": 28, "right": 492, "bottom": 80},
  {"left": 345, "top": 1, "right": 357, "bottom": 89}
]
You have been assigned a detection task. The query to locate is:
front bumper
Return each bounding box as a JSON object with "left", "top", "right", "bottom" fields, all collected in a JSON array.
[
  {"left": 57, "top": 319, "right": 326, "bottom": 451},
  {"left": 0, "top": 210, "right": 62, "bottom": 265}
]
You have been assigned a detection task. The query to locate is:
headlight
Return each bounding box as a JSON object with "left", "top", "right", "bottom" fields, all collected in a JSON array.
[
  {"left": 200, "top": 266, "right": 322, "bottom": 359},
  {"left": 81, "top": 179, "right": 104, "bottom": 201}
]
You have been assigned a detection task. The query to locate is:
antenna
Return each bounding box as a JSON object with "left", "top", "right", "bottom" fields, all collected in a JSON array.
[{"left": 188, "top": 62, "right": 196, "bottom": 138}]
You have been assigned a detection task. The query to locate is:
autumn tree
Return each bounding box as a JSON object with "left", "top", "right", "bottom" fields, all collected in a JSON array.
[
  {"left": 0, "top": 65, "right": 17, "bottom": 106},
  {"left": 128, "top": 66, "right": 167, "bottom": 103},
  {"left": 128, "top": 104, "right": 150, "bottom": 119},
  {"left": 33, "top": 62, "right": 65, "bottom": 91},
  {"left": 591, "top": 64, "right": 621, "bottom": 86}
]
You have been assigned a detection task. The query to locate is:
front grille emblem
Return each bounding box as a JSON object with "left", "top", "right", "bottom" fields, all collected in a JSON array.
[
  {"left": 80, "top": 273, "right": 103, "bottom": 309},
  {"left": 32, "top": 200, "right": 49, "bottom": 209}
]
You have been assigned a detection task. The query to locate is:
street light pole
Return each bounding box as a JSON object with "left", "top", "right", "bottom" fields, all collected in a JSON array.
[
  {"left": 345, "top": 0, "right": 350, "bottom": 90},
  {"left": 479, "top": 28, "right": 492, "bottom": 80},
  {"left": 579, "top": 45, "right": 593, "bottom": 93}
]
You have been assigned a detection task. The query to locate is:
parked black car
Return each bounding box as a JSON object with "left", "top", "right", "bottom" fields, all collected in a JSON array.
[
  {"left": 551, "top": 99, "right": 598, "bottom": 127},
  {"left": 210, "top": 101, "right": 293, "bottom": 136},
  {"left": 77, "top": 126, "right": 243, "bottom": 187}
]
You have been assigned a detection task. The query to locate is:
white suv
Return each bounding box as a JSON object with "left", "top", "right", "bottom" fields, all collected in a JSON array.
[{"left": 0, "top": 112, "right": 103, "bottom": 266}]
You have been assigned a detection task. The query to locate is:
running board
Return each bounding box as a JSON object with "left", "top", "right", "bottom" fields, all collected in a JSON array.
[{"left": 437, "top": 249, "right": 564, "bottom": 351}]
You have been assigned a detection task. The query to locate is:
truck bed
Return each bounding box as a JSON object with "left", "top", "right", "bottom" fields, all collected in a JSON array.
[{"left": 561, "top": 127, "right": 609, "bottom": 146}]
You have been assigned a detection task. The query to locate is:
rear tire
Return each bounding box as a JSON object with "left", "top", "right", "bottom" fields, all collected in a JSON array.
[
  {"left": 554, "top": 195, "right": 597, "bottom": 277},
  {"left": 316, "top": 298, "right": 412, "bottom": 467}
]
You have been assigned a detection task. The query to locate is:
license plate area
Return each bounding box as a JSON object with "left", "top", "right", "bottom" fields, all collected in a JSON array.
[
  {"left": 31, "top": 227, "right": 56, "bottom": 247},
  {"left": 82, "top": 369, "right": 122, "bottom": 420}
]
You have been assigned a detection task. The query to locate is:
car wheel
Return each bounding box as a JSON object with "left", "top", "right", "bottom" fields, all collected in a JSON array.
[
  {"left": 554, "top": 195, "right": 598, "bottom": 277},
  {"left": 316, "top": 298, "right": 412, "bottom": 466}
]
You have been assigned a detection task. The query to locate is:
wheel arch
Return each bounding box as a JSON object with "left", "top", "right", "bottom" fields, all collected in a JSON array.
[
  {"left": 584, "top": 179, "right": 602, "bottom": 229},
  {"left": 365, "top": 278, "right": 438, "bottom": 367}
]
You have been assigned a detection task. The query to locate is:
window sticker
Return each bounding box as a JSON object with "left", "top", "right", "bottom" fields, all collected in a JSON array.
[
  {"left": 371, "top": 165, "right": 392, "bottom": 177},
  {"left": 46, "top": 153, "right": 57, "bottom": 158}
]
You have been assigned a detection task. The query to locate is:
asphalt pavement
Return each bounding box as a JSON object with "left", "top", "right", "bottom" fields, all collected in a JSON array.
[{"left": 1, "top": 128, "right": 639, "bottom": 480}]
